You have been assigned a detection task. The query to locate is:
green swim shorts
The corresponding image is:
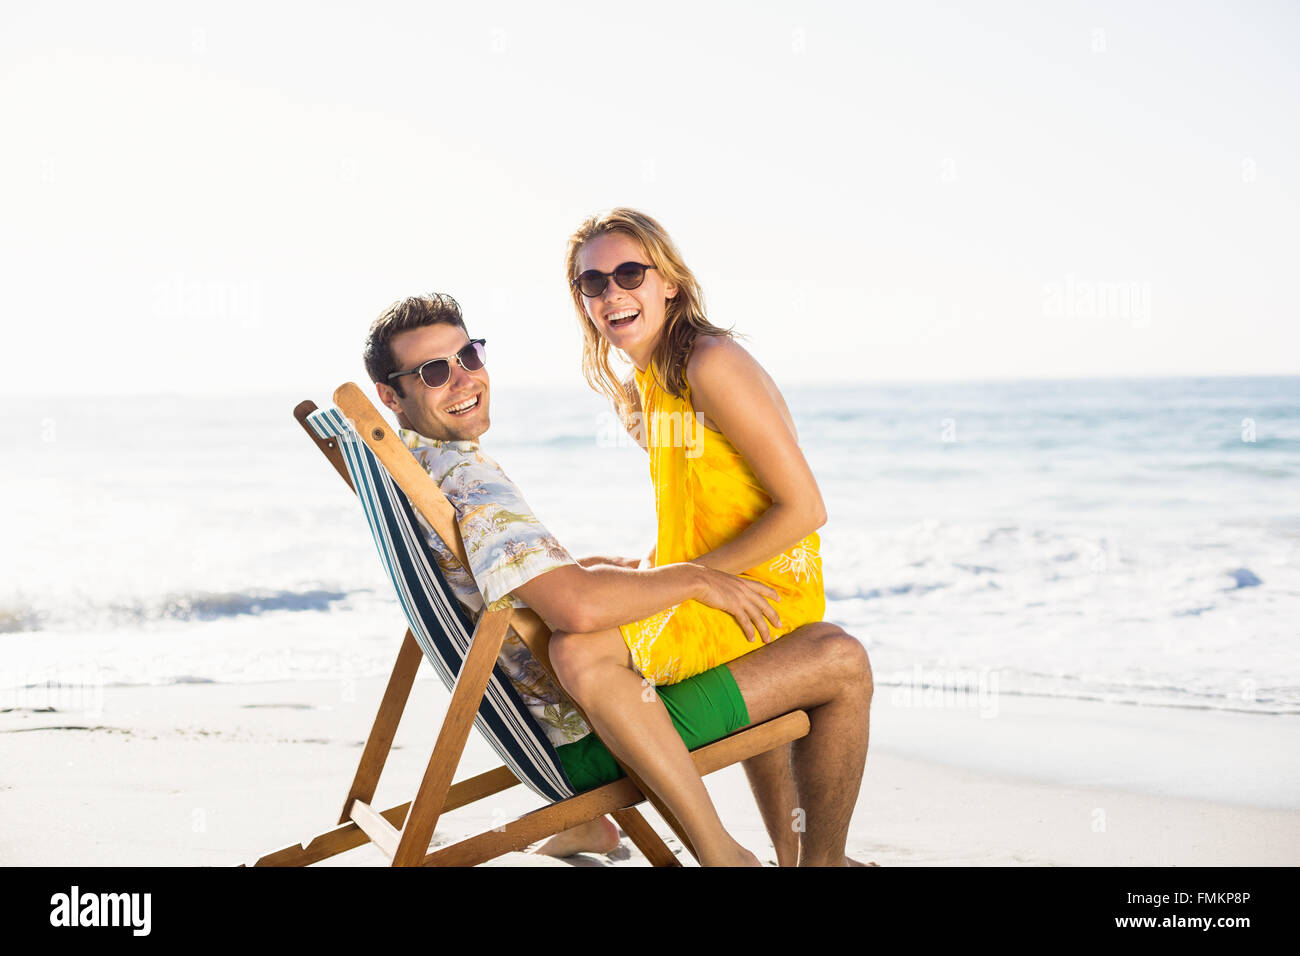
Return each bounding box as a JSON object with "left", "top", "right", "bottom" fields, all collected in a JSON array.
[{"left": 554, "top": 664, "right": 751, "bottom": 793}]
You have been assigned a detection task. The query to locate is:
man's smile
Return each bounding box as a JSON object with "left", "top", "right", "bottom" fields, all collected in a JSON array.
[{"left": 444, "top": 393, "right": 481, "bottom": 416}]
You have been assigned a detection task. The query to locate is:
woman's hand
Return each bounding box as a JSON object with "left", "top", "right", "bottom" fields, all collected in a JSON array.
[{"left": 693, "top": 565, "right": 783, "bottom": 643}]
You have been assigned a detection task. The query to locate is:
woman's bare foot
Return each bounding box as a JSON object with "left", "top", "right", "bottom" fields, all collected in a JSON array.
[
  {"left": 699, "top": 839, "right": 763, "bottom": 867},
  {"left": 532, "top": 816, "right": 621, "bottom": 858},
  {"left": 847, "top": 856, "right": 880, "bottom": 867}
]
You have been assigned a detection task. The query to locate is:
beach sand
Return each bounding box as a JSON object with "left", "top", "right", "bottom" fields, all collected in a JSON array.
[{"left": 2, "top": 674, "right": 1296, "bottom": 867}]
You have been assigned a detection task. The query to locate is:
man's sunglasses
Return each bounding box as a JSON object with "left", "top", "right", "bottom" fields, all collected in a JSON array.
[
  {"left": 571, "top": 262, "right": 657, "bottom": 298},
  {"left": 387, "top": 339, "right": 487, "bottom": 389}
]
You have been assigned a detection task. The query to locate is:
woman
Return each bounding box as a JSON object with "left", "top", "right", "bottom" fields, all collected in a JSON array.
[
  {"left": 547, "top": 208, "right": 831, "bottom": 866},
  {"left": 569, "top": 208, "right": 826, "bottom": 679}
]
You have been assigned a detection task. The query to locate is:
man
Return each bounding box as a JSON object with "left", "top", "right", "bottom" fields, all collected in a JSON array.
[{"left": 364, "top": 293, "right": 873, "bottom": 866}]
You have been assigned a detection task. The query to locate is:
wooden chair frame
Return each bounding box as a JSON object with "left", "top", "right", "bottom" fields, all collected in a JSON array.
[{"left": 247, "top": 384, "right": 809, "bottom": 867}]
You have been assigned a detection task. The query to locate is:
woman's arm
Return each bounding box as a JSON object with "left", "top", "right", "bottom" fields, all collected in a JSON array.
[{"left": 684, "top": 336, "right": 827, "bottom": 576}]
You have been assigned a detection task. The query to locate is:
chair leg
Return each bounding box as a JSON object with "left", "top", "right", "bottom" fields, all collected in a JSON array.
[
  {"left": 611, "top": 808, "right": 682, "bottom": 867},
  {"left": 339, "top": 629, "right": 424, "bottom": 824},
  {"left": 391, "top": 608, "right": 512, "bottom": 866},
  {"left": 248, "top": 765, "right": 521, "bottom": 867}
]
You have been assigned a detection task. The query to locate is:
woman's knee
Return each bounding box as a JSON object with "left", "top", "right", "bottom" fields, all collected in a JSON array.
[
  {"left": 547, "top": 629, "right": 623, "bottom": 701},
  {"left": 547, "top": 630, "right": 585, "bottom": 692}
]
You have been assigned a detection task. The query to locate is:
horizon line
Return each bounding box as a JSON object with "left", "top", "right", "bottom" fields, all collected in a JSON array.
[{"left": 4, "top": 370, "right": 1298, "bottom": 401}]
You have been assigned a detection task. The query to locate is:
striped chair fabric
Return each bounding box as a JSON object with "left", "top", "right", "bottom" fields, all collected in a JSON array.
[{"left": 307, "top": 406, "right": 576, "bottom": 803}]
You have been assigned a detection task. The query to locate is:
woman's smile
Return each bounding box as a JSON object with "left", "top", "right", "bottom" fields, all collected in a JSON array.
[{"left": 606, "top": 308, "right": 640, "bottom": 329}]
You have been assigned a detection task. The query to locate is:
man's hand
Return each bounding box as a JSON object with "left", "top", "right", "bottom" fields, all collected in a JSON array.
[{"left": 693, "top": 566, "right": 783, "bottom": 644}]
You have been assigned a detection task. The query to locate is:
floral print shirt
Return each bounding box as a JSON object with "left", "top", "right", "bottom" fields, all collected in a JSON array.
[{"left": 400, "top": 428, "right": 592, "bottom": 747}]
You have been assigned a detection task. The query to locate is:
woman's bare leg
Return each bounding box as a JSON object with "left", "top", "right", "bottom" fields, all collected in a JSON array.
[{"left": 548, "top": 626, "right": 759, "bottom": 867}]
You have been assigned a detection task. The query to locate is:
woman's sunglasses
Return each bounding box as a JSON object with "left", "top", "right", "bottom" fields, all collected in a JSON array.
[
  {"left": 387, "top": 339, "right": 487, "bottom": 389},
  {"left": 571, "top": 262, "right": 657, "bottom": 298}
]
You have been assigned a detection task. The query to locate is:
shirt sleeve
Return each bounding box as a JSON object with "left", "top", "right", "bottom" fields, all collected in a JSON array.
[{"left": 437, "top": 454, "right": 576, "bottom": 607}]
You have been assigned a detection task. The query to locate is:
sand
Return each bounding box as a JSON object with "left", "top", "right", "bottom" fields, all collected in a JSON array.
[{"left": 2, "top": 673, "right": 1296, "bottom": 867}]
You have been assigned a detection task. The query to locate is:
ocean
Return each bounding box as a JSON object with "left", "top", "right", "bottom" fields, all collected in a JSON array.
[{"left": 2, "top": 375, "right": 1297, "bottom": 716}]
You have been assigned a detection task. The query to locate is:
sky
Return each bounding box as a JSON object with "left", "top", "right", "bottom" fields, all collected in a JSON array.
[{"left": 2, "top": 0, "right": 1297, "bottom": 395}]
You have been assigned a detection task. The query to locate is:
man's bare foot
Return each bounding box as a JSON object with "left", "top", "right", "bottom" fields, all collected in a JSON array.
[
  {"left": 771, "top": 837, "right": 799, "bottom": 867},
  {"left": 532, "top": 816, "right": 621, "bottom": 857},
  {"left": 796, "top": 853, "right": 880, "bottom": 866}
]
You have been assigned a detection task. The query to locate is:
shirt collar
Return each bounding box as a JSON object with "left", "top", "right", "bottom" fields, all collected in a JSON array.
[{"left": 399, "top": 427, "right": 480, "bottom": 453}]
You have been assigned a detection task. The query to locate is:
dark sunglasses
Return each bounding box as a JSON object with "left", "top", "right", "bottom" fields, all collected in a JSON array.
[
  {"left": 571, "top": 262, "right": 657, "bottom": 298},
  {"left": 387, "top": 339, "right": 487, "bottom": 389}
]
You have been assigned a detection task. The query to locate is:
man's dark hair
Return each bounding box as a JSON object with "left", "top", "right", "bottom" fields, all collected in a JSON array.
[{"left": 363, "top": 293, "right": 467, "bottom": 397}]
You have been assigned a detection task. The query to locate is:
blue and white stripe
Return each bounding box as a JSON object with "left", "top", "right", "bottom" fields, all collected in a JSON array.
[{"left": 308, "top": 407, "right": 576, "bottom": 802}]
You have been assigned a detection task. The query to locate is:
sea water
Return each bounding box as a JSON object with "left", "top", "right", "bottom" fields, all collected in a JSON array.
[{"left": 1, "top": 376, "right": 1296, "bottom": 716}]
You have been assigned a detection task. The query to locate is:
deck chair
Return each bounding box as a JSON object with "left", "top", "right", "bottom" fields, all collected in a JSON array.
[{"left": 247, "top": 383, "right": 811, "bottom": 867}]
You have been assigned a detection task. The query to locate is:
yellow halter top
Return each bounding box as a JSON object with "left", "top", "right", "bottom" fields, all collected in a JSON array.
[{"left": 617, "top": 363, "right": 826, "bottom": 685}]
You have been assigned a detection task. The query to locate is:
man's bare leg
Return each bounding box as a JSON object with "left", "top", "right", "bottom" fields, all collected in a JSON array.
[
  {"left": 741, "top": 746, "right": 800, "bottom": 866},
  {"left": 725, "top": 622, "right": 873, "bottom": 866},
  {"left": 549, "top": 626, "right": 760, "bottom": 867}
]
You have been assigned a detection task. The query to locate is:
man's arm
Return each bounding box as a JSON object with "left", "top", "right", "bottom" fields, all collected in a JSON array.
[
  {"left": 575, "top": 543, "right": 655, "bottom": 570},
  {"left": 575, "top": 555, "right": 640, "bottom": 569},
  {"left": 514, "top": 561, "right": 782, "bottom": 642}
]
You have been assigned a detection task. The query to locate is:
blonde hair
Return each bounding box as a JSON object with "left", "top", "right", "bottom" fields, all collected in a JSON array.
[{"left": 564, "top": 208, "right": 732, "bottom": 424}]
